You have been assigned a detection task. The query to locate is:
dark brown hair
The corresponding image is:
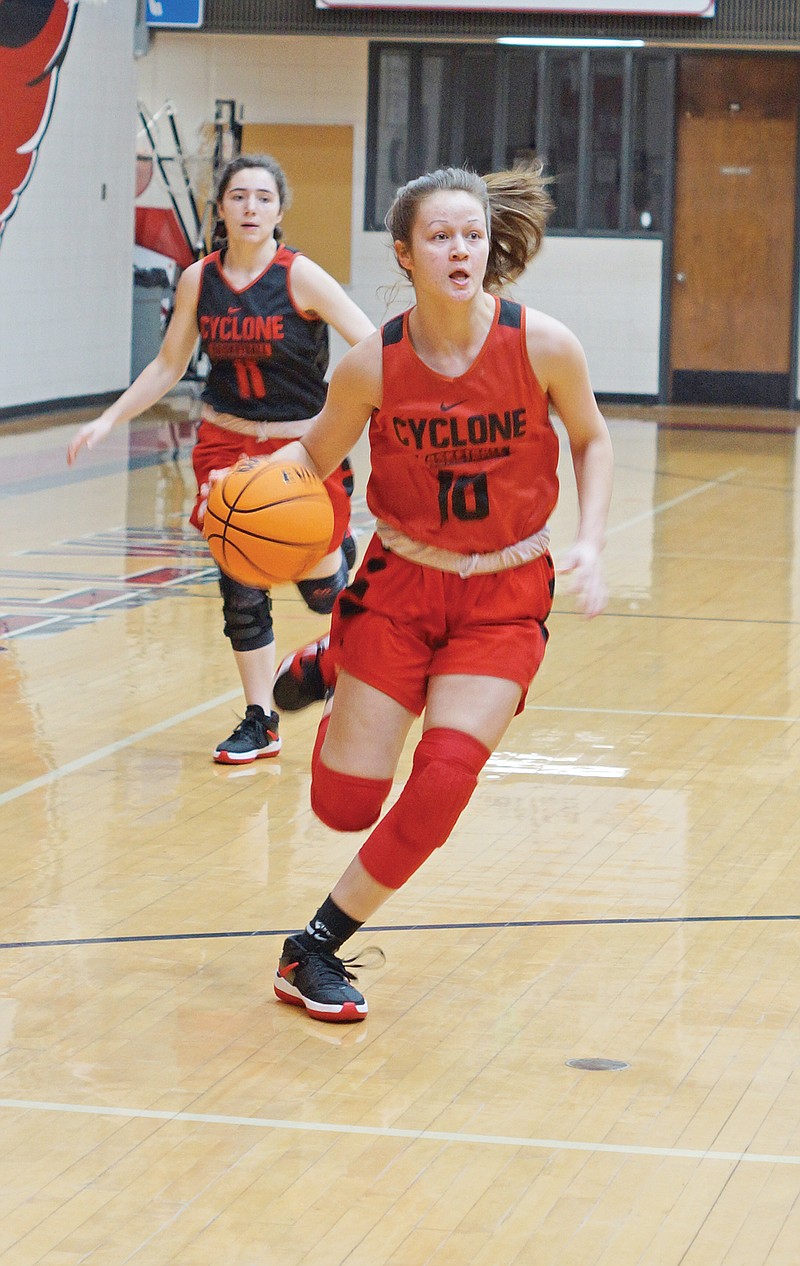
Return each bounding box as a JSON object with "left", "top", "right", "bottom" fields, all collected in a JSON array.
[
  {"left": 385, "top": 164, "right": 553, "bottom": 293},
  {"left": 212, "top": 153, "right": 291, "bottom": 249}
]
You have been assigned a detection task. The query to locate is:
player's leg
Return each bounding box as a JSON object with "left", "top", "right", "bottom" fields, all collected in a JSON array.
[
  {"left": 353, "top": 674, "right": 520, "bottom": 897},
  {"left": 276, "top": 675, "right": 520, "bottom": 1018},
  {"left": 295, "top": 455, "right": 355, "bottom": 609},
  {"left": 189, "top": 424, "right": 280, "bottom": 761},
  {"left": 275, "top": 543, "right": 346, "bottom": 712},
  {"left": 294, "top": 546, "right": 349, "bottom": 615},
  {"left": 275, "top": 559, "right": 550, "bottom": 1019},
  {"left": 213, "top": 572, "right": 281, "bottom": 764},
  {"left": 338, "top": 560, "right": 554, "bottom": 894},
  {"left": 273, "top": 632, "right": 335, "bottom": 713},
  {"left": 274, "top": 674, "right": 415, "bottom": 1022},
  {"left": 274, "top": 675, "right": 521, "bottom": 1021},
  {"left": 274, "top": 459, "right": 357, "bottom": 710}
]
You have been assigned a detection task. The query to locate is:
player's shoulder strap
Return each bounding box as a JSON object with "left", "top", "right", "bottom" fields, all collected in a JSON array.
[
  {"left": 200, "top": 249, "right": 222, "bottom": 276},
  {"left": 274, "top": 243, "right": 299, "bottom": 268},
  {"left": 498, "top": 297, "right": 522, "bottom": 328},
  {"left": 381, "top": 311, "right": 406, "bottom": 346}
]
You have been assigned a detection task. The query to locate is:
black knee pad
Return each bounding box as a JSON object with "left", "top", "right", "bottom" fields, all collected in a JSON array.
[
  {"left": 218, "top": 571, "right": 274, "bottom": 651},
  {"left": 296, "top": 558, "right": 348, "bottom": 615}
]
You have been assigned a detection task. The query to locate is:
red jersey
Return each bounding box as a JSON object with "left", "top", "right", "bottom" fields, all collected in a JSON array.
[{"left": 367, "top": 298, "right": 559, "bottom": 553}]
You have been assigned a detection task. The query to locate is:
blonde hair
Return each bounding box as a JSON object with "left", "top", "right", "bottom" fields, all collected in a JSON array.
[{"left": 384, "top": 163, "right": 553, "bottom": 294}]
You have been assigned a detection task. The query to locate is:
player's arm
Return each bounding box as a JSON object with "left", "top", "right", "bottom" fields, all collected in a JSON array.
[
  {"left": 527, "top": 310, "right": 613, "bottom": 618},
  {"left": 275, "top": 333, "right": 382, "bottom": 479},
  {"left": 290, "top": 255, "right": 376, "bottom": 346},
  {"left": 67, "top": 263, "right": 203, "bottom": 465}
]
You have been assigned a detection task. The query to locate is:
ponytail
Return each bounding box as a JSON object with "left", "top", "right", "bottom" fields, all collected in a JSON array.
[{"left": 483, "top": 163, "right": 553, "bottom": 291}]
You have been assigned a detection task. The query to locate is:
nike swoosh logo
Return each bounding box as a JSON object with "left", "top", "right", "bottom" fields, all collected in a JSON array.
[
  {"left": 440, "top": 399, "right": 466, "bottom": 412},
  {"left": 227, "top": 306, "right": 241, "bottom": 314}
]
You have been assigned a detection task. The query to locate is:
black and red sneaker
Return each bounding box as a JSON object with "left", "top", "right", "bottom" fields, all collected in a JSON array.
[
  {"left": 273, "top": 635, "right": 333, "bottom": 713},
  {"left": 213, "top": 705, "right": 281, "bottom": 764},
  {"left": 274, "top": 935, "right": 368, "bottom": 1023}
]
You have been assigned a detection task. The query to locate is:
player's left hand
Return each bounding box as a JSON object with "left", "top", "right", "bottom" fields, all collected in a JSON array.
[{"left": 559, "top": 540, "right": 608, "bottom": 619}]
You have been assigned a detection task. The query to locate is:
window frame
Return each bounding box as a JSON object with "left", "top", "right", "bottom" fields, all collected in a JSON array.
[{"left": 365, "top": 41, "right": 676, "bottom": 238}]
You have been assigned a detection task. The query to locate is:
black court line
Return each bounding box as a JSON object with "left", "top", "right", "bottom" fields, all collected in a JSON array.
[{"left": 1, "top": 912, "right": 798, "bottom": 952}]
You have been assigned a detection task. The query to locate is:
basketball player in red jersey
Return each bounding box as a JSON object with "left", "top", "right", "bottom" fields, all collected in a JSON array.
[
  {"left": 254, "top": 165, "right": 614, "bottom": 1022},
  {"left": 67, "top": 155, "right": 375, "bottom": 763}
]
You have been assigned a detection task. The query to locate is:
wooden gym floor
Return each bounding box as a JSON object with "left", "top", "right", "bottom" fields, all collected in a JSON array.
[{"left": 1, "top": 396, "right": 799, "bottom": 1264}]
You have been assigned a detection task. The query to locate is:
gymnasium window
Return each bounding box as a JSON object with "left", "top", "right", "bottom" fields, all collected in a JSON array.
[
  {"left": 365, "top": 44, "right": 675, "bottom": 236},
  {"left": 546, "top": 53, "right": 582, "bottom": 229}
]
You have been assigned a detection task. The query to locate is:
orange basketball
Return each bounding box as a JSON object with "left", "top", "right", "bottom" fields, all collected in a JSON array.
[{"left": 203, "top": 458, "right": 334, "bottom": 588}]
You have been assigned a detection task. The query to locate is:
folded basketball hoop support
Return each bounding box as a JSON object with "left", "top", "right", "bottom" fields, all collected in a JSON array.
[{"left": 137, "top": 99, "right": 204, "bottom": 261}]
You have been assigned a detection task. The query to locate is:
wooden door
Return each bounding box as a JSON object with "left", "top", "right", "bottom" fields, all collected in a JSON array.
[
  {"left": 670, "top": 55, "right": 799, "bottom": 406},
  {"left": 241, "top": 123, "right": 353, "bottom": 284}
]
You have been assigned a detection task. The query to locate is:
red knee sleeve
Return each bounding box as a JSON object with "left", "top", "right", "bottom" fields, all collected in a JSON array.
[
  {"left": 358, "top": 727, "right": 490, "bottom": 890},
  {"left": 311, "top": 715, "right": 393, "bottom": 831}
]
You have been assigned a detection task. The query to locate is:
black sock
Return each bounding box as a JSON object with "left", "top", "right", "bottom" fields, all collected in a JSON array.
[{"left": 295, "top": 894, "right": 362, "bottom": 954}]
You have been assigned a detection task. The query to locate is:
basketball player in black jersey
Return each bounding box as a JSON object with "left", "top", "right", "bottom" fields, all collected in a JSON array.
[{"left": 67, "top": 155, "right": 375, "bottom": 762}]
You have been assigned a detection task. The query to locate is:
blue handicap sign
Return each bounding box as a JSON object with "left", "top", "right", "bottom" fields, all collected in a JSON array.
[{"left": 146, "top": 0, "right": 204, "bottom": 28}]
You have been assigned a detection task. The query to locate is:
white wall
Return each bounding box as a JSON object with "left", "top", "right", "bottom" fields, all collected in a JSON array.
[
  {"left": 136, "top": 31, "right": 664, "bottom": 398},
  {"left": 0, "top": 0, "right": 138, "bottom": 411},
  {"left": 516, "top": 237, "right": 664, "bottom": 397}
]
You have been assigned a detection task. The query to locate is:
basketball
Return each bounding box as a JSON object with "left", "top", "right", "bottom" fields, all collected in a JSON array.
[{"left": 203, "top": 458, "right": 335, "bottom": 588}]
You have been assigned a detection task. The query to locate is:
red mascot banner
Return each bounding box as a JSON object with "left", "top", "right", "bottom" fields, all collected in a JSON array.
[{"left": 0, "top": 0, "right": 78, "bottom": 244}]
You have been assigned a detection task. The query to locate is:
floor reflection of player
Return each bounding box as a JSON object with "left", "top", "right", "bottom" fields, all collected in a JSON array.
[{"left": 67, "top": 154, "right": 375, "bottom": 764}]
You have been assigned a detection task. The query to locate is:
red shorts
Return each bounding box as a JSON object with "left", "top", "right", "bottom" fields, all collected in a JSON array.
[
  {"left": 329, "top": 535, "right": 555, "bottom": 716},
  {"left": 189, "top": 419, "right": 352, "bottom": 550}
]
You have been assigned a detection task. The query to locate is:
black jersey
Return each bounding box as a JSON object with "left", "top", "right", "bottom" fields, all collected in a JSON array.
[{"left": 197, "top": 245, "right": 329, "bottom": 423}]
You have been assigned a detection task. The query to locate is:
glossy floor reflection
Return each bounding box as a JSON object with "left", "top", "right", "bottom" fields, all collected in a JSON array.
[{"left": 0, "top": 399, "right": 799, "bottom": 1265}]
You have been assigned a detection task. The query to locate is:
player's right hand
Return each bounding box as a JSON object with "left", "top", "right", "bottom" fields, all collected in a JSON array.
[
  {"left": 196, "top": 466, "right": 233, "bottom": 527},
  {"left": 558, "top": 539, "right": 608, "bottom": 619},
  {"left": 202, "top": 466, "right": 233, "bottom": 495},
  {"left": 66, "top": 414, "right": 116, "bottom": 466}
]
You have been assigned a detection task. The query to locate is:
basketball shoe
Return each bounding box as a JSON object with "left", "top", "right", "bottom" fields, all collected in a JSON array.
[
  {"left": 273, "top": 634, "right": 333, "bottom": 712},
  {"left": 274, "top": 935, "right": 368, "bottom": 1022},
  {"left": 213, "top": 705, "right": 281, "bottom": 764}
]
